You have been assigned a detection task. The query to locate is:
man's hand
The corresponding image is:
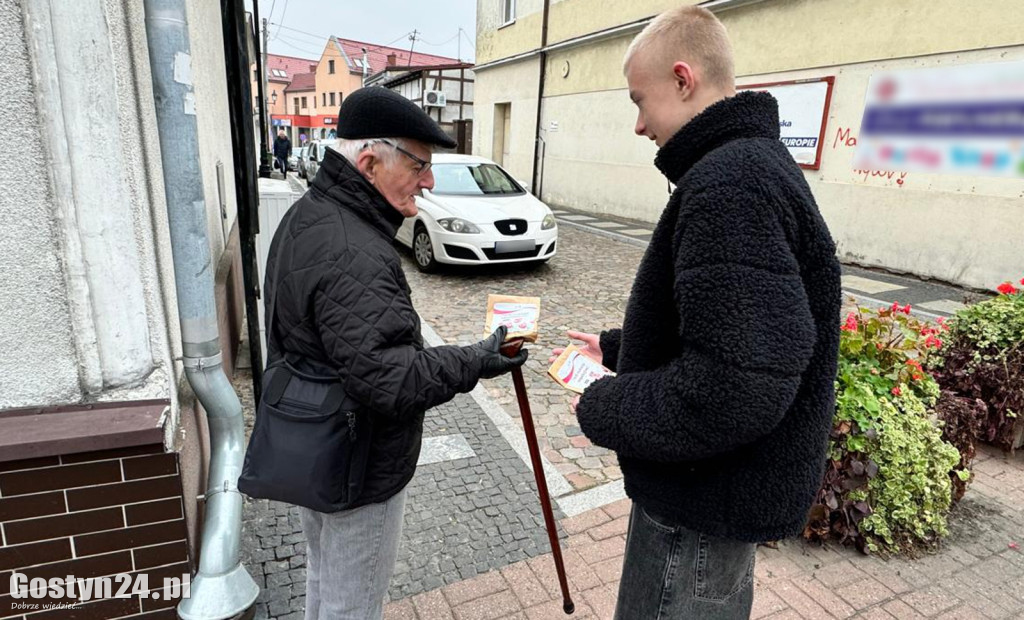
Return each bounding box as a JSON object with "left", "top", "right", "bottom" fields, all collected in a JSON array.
[
  {"left": 471, "top": 326, "right": 528, "bottom": 379},
  {"left": 549, "top": 330, "right": 603, "bottom": 364},
  {"left": 570, "top": 394, "right": 581, "bottom": 414}
]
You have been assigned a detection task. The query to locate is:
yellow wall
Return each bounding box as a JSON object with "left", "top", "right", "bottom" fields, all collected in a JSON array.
[
  {"left": 474, "top": 0, "right": 1024, "bottom": 288},
  {"left": 314, "top": 40, "right": 364, "bottom": 116}
]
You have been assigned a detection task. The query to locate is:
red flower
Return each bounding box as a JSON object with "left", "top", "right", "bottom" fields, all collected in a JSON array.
[
  {"left": 937, "top": 317, "right": 949, "bottom": 331},
  {"left": 997, "top": 282, "right": 1018, "bottom": 295},
  {"left": 891, "top": 386, "right": 902, "bottom": 396},
  {"left": 841, "top": 313, "right": 858, "bottom": 331},
  {"left": 891, "top": 302, "right": 901, "bottom": 312},
  {"left": 903, "top": 304, "right": 912, "bottom": 314},
  {"left": 906, "top": 359, "right": 922, "bottom": 369},
  {"left": 1020, "top": 278, "right": 1024, "bottom": 286},
  {"left": 912, "top": 373, "right": 922, "bottom": 381}
]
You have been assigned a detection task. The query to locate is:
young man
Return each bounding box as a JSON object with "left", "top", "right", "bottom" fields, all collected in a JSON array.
[
  {"left": 264, "top": 87, "right": 527, "bottom": 619},
  {"left": 557, "top": 6, "right": 841, "bottom": 618}
]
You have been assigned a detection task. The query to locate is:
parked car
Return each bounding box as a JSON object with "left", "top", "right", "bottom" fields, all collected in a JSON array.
[
  {"left": 296, "top": 145, "right": 311, "bottom": 178},
  {"left": 287, "top": 149, "right": 299, "bottom": 172},
  {"left": 304, "top": 140, "right": 330, "bottom": 186},
  {"left": 395, "top": 154, "right": 558, "bottom": 272}
]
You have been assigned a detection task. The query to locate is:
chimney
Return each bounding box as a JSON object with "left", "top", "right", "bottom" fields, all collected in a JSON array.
[{"left": 387, "top": 53, "right": 397, "bottom": 67}]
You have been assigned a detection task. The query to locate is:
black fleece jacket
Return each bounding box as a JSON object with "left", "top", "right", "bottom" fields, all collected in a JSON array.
[{"left": 577, "top": 91, "right": 842, "bottom": 542}]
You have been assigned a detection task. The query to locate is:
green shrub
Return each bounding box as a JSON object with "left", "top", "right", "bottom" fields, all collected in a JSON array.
[
  {"left": 931, "top": 281, "right": 1024, "bottom": 450},
  {"left": 805, "top": 303, "right": 968, "bottom": 554}
]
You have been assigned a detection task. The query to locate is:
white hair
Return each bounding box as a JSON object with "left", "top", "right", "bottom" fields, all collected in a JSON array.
[{"left": 333, "top": 137, "right": 410, "bottom": 167}]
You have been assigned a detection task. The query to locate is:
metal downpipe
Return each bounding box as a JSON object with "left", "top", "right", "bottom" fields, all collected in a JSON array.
[{"left": 141, "top": 1, "right": 258, "bottom": 618}]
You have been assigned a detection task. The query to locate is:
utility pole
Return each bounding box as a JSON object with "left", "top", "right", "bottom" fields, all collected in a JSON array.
[
  {"left": 409, "top": 29, "right": 419, "bottom": 59},
  {"left": 457, "top": 27, "right": 461, "bottom": 62},
  {"left": 252, "top": 2, "right": 271, "bottom": 178},
  {"left": 261, "top": 18, "right": 273, "bottom": 176}
]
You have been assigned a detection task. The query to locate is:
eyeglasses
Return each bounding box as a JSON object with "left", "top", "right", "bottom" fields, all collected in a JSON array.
[{"left": 363, "top": 140, "right": 432, "bottom": 176}]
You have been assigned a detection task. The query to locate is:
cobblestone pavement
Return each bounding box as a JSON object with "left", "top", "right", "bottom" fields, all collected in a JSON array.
[
  {"left": 382, "top": 444, "right": 1024, "bottom": 619},
  {"left": 400, "top": 225, "right": 639, "bottom": 493}
]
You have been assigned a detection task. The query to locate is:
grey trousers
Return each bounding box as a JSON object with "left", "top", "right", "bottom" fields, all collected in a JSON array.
[{"left": 299, "top": 488, "right": 408, "bottom": 620}]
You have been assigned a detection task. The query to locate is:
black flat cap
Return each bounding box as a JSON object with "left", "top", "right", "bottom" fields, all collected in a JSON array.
[{"left": 337, "top": 87, "right": 457, "bottom": 149}]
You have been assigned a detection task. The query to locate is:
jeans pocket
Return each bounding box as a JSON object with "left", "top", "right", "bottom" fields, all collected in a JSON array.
[{"left": 693, "top": 533, "right": 755, "bottom": 602}]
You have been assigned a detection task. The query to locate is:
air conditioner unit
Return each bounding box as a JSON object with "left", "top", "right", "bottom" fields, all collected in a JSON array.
[{"left": 424, "top": 90, "right": 447, "bottom": 107}]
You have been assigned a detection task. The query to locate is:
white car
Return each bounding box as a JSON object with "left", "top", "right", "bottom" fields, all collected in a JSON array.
[{"left": 396, "top": 154, "right": 558, "bottom": 272}]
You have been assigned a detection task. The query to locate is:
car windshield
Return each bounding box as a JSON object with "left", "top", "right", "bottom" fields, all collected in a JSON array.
[
  {"left": 299, "top": 147, "right": 309, "bottom": 157},
  {"left": 431, "top": 163, "right": 524, "bottom": 196}
]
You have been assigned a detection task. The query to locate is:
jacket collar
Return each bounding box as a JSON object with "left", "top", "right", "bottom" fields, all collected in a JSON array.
[
  {"left": 314, "top": 147, "right": 406, "bottom": 238},
  {"left": 654, "top": 91, "right": 780, "bottom": 182}
]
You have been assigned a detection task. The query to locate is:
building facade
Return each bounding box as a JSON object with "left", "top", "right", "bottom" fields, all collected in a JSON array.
[
  {"left": 473, "top": 0, "right": 1024, "bottom": 290},
  {"left": 262, "top": 38, "right": 461, "bottom": 144},
  {"left": 0, "top": 0, "right": 249, "bottom": 615},
  {"left": 370, "top": 63, "right": 476, "bottom": 152}
]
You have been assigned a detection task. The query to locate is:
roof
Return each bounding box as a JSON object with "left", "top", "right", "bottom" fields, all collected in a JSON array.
[
  {"left": 378, "top": 63, "right": 473, "bottom": 88},
  {"left": 285, "top": 72, "right": 316, "bottom": 92},
  {"left": 266, "top": 53, "right": 318, "bottom": 83},
  {"left": 333, "top": 37, "right": 458, "bottom": 76}
]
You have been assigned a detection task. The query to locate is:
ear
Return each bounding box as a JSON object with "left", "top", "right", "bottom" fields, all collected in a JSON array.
[
  {"left": 356, "top": 149, "right": 378, "bottom": 182},
  {"left": 672, "top": 61, "right": 696, "bottom": 100}
]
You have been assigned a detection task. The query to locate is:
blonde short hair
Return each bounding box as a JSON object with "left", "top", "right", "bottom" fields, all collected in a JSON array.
[{"left": 623, "top": 5, "right": 735, "bottom": 89}]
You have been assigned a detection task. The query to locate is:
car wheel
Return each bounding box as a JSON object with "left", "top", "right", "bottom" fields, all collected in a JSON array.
[{"left": 413, "top": 223, "right": 438, "bottom": 273}]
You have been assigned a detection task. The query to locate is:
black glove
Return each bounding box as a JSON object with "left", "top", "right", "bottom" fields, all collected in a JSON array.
[{"left": 470, "top": 326, "right": 529, "bottom": 379}]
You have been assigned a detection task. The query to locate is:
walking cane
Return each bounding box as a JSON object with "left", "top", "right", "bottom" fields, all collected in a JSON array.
[{"left": 501, "top": 338, "right": 575, "bottom": 615}]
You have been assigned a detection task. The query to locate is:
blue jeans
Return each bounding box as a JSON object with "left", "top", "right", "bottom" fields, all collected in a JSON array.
[
  {"left": 299, "top": 488, "right": 408, "bottom": 620},
  {"left": 614, "top": 504, "right": 756, "bottom": 619}
]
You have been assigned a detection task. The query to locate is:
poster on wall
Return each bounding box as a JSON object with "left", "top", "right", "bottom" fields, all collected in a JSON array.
[
  {"left": 739, "top": 77, "right": 835, "bottom": 169},
  {"left": 854, "top": 61, "right": 1024, "bottom": 178}
]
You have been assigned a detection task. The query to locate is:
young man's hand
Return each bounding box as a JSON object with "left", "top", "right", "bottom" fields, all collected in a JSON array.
[{"left": 549, "top": 330, "right": 603, "bottom": 364}]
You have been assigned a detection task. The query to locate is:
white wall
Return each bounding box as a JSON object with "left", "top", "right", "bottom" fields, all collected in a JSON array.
[
  {"left": 472, "top": 59, "right": 541, "bottom": 186},
  {"left": 0, "top": 0, "right": 240, "bottom": 411},
  {"left": 0, "top": 0, "right": 82, "bottom": 407},
  {"left": 537, "top": 46, "right": 1024, "bottom": 289}
]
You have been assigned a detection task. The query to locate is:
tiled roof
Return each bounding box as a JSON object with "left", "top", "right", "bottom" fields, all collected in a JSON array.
[
  {"left": 334, "top": 37, "right": 458, "bottom": 76},
  {"left": 284, "top": 72, "right": 316, "bottom": 92},
  {"left": 266, "top": 53, "right": 318, "bottom": 83}
]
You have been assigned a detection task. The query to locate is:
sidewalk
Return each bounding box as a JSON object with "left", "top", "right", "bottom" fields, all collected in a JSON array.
[
  {"left": 379, "top": 442, "right": 1024, "bottom": 619},
  {"left": 236, "top": 364, "right": 1024, "bottom": 620}
]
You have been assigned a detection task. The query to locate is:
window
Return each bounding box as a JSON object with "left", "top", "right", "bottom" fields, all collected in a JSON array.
[
  {"left": 323, "top": 93, "right": 327, "bottom": 106},
  {"left": 293, "top": 97, "right": 300, "bottom": 113},
  {"left": 253, "top": 69, "right": 258, "bottom": 81},
  {"left": 431, "top": 163, "right": 524, "bottom": 196},
  {"left": 330, "top": 92, "right": 336, "bottom": 106},
  {"left": 354, "top": 59, "right": 364, "bottom": 69},
  {"left": 339, "top": 92, "right": 344, "bottom": 103},
  {"left": 328, "top": 59, "right": 335, "bottom": 74},
  {"left": 271, "top": 69, "right": 286, "bottom": 78},
  {"left": 501, "top": 0, "right": 516, "bottom": 25},
  {"left": 301, "top": 96, "right": 307, "bottom": 109}
]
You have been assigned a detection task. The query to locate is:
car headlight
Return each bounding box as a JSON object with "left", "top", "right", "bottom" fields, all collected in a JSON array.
[
  {"left": 542, "top": 214, "right": 557, "bottom": 230},
  {"left": 437, "top": 218, "right": 481, "bottom": 234}
]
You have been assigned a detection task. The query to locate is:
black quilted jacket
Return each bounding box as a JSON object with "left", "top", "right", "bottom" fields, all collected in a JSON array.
[
  {"left": 263, "top": 148, "right": 484, "bottom": 506},
  {"left": 577, "top": 92, "right": 842, "bottom": 542}
]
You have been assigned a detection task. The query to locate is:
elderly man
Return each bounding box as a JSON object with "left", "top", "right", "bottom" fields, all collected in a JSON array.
[
  {"left": 262, "top": 87, "right": 527, "bottom": 619},
  {"left": 555, "top": 6, "right": 841, "bottom": 619}
]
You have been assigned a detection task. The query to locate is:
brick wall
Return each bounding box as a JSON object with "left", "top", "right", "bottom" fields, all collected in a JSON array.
[{"left": 0, "top": 445, "right": 191, "bottom": 618}]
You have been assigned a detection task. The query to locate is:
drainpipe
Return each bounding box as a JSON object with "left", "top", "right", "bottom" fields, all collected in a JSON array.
[
  {"left": 142, "top": 2, "right": 259, "bottom": 619},
  {"left": 530, "top": 0, "right": 551, "bottom": 197},
  {"left": 362, "top": 47, "right": 370, "bottom": 86}
]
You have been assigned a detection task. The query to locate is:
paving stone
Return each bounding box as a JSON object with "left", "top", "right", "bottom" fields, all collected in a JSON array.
[
  {"left": 767, "top": 579, "right": 832, "bottom": 619},
  {"left": 834, "top": 576, "right": 895, "bottom": 611},
  {"left": 412, "top": 589, "right": 455, "bottom": 619},
  {"left": 900, "top": 586, "right": 962, "bottom": 617},
  {"left": 501, "top": 560, "right": 552, "bottom": 608},
  {"left": 453, "top": 589, "right": 521, "bottom": 620},
  {"left": 751, "top": 583, "right": 790, "bottom": 619}
]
